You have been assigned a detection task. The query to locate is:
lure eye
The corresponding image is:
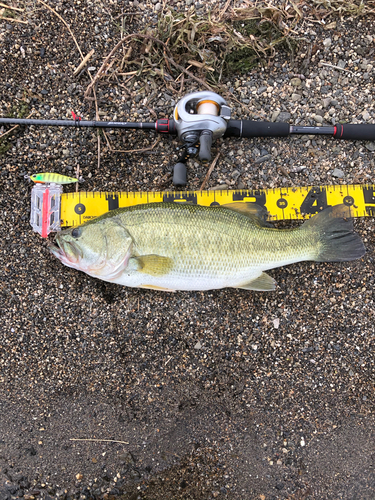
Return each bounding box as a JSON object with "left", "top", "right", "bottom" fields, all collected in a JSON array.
[{"left": 71, "top": 228, "right": 82, "bottom": 238}]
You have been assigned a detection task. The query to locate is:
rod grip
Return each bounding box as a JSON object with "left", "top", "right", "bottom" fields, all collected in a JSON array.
[
  {"left": 225, "top": 120, "right": 290, "bottom": 138},
  {"left": 333, "top": 123, "right": 375, "bottom": 141}
]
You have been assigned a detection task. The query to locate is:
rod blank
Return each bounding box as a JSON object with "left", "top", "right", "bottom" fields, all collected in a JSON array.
[{"left": 0, "top": 117, "right": 156, "bottom": 129}]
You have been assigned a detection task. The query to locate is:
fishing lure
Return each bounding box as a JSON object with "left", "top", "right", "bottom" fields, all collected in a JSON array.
[{"left": 27, "top": 172, "right": 79, "bottom": 184}]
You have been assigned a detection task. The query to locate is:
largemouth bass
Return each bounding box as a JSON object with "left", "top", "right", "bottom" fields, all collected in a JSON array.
[{"left": 49, "top": 202, "right": 365, "bottom": 292}]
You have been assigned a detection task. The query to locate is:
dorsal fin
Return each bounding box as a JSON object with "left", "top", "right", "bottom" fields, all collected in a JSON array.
[{"left": 221, "top": 202, "right": 272, "bottom": 227}]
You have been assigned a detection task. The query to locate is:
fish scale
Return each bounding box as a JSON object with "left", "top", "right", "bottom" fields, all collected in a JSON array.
[
  {"left": 127, "top": 204, "right": 312, "bottom": 271},
  {"left": 123, "top": 205, "right": 267, "bottom": 281}
]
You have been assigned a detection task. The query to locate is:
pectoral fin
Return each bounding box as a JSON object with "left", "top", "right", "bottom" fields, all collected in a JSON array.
[
  {"left": 131, "top": 254, "right": 174, "bottom": 276},
  {"left": 234, "top": 272, "right": 276, "bottom": 291}
]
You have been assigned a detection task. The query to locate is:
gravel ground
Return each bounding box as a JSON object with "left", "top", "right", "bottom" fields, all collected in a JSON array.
[{"left": 0, "top": 1, "right": 375, "bottom": 499}]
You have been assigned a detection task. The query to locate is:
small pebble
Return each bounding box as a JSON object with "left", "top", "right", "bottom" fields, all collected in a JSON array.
[
  {"left": 332, "top": 168, "right": 345, "bottom": 178},
  {"left": 290, "top": 77, "right": 302, "bottom": 87}
]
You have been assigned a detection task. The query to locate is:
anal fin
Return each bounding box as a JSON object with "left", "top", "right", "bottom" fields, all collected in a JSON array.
[
  {"left": 139, "top": 284, "right": 176, "bottom": 292},
  {"left": 234, "top": 272, "right": 276, "bottom": 291}
]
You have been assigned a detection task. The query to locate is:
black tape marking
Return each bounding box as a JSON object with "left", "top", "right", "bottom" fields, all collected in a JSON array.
[
  {"left": 363, "top": 187, "right": 375, "bottom": 204},
  {"left": 300, "top": 187, "right": 330, "bottom": 215},
  {"left": 276, "top": 198, "right": 288, "bottom": 209},
  {"left": 163, "top": 193, "right": 198, "bottom": 204},
  {"left": 106, "top": 194, "right": 119, "bottom": 211},
  {"left": 343, "top": 196, "right": 354, "bottom": 206},
  {"left": 74, "top": 203, "right": 86, "bottom": 215},
  {"left": 232, "top": 190, "right": 267, "bottom": 208}
]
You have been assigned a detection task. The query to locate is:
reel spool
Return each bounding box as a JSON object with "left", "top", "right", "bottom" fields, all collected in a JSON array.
[{"left": 196, "top": 99, "right": 221, "bottom": 116}]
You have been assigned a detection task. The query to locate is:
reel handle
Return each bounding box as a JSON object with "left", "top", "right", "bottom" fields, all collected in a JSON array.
[
  {"left": 199, "top": 130, "right": 213, "bottom": 162},
  {"left": 172, "top": 162, "right": 187, "bottom": 187}
]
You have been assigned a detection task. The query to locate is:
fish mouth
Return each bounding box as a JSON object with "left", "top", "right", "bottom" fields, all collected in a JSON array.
[{"left": 48, "top": 236, "right": 82, "bottom": 269}]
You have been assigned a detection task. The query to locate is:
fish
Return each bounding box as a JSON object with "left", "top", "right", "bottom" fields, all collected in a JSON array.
[
  {"left": 28, "top": 172, "right": 79, "bottom": 184},
  {"left": 49, "top": 202, "right": 365, "bottom": 292}
]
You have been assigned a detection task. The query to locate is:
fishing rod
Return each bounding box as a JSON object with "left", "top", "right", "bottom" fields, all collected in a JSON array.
[{"left": 2, "top": 91, "right": 375, "bottom": 186}]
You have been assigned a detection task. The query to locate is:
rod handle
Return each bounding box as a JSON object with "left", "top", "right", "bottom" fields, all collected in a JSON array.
[
  {"left": 224, "top": 120, "right": 290, "bottom": 138},
  {"left": 334, "top": 123, "right": 375, "bottom": 141}
]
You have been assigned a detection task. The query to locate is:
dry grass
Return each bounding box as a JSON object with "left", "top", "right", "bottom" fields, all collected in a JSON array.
[
  {"left": 0, "top": 2, "right": 26, "bottom": 23},
  {"left": 117, "top": 4, "right": 301, "bottom": 86},
  {"left": 96, "top": 0, "right": 375, "bottom": 96},
  {"left": 310, "top": 0, "right": 375, "bottom": 16}
]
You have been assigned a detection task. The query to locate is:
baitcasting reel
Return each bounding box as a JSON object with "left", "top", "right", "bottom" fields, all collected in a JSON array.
[{"left": 171, "top": 91, "right": 231, "bottom": 186}]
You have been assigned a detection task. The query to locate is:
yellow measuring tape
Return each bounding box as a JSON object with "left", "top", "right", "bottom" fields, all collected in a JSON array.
[{"left": 60, "top": 184, "right": 375, "bottom": 227}]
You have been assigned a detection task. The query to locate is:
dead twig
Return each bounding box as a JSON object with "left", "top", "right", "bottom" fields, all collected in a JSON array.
[
  {"left": 165, "top": 55, "right": 214, "bottom": 91},
  {"left": 117, "top": 70, "right": 138, "bottom": 76},
  {"left": 0, "top": 110, "right": 34, "bottom": 139},
  {"left": 278, "top": 166, "right": 295, "bottom": 185},
  {"left": 85, "top": 33, "right": 215, "bottom": 100},
  {"left": 106, "top": 138, "right": 160, "bottom": 154},
  {"left": 75, "top": 165, "right": 80, "bottom": 193},
  {"left": 146, "top": 106, "right": 158, "bottom": 120},
  {"left": 85, "top": 34, "right": 138, "bottom": 99},
  {"left": 36, "top": 0, "right": 83, "bottom": 59},
  {"left": 92, "top": 84, "right": 101, "bottom": 171},
  {"left": 0, "top": 2, "right": 24, "bottom": 10},
  {"left": 102, "top": 129, "right": 112, "bottom": 150},
  {"left": 113, "top": 11, "right": 142, "bottom": 20},
  {"left": 218, "top": 0, "right": 232, "bottom": 20},
  {"left": 73, "top": 49, "right": 95, "bottom": 76},
  {"left": 222, "top": 90, "right": 254, "bottom": 116},
  {"left": 70, "top": 438, "right": 129, "bottom": 445},
  {"left": 200, "top": 152, "right": 221, "bottom": 190},
  {"left": 156, "top": 171, "right": 173, "bottom": 189},
  {"left": 0, "top": 16, "right": 27, "bottom": 24},
  {"left": 320, "top": 61, "right": 353, "bottom": 74},
  {"left": 179, "top": 73, "right": 185, "bottom": 94}
]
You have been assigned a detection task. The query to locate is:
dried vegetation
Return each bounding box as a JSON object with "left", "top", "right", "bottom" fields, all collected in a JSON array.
[{"left": 83, "top": 0, "right": 375, "bottom": 101}]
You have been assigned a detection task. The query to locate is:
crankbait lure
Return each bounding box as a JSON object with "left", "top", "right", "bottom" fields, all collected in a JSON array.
[{"left": 27, "top": 172, "right": 79, "bottom": 184}]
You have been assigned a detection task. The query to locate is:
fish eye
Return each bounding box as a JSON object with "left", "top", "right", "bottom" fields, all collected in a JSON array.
[{"left": 71, "top": 227, "right": 82, "bottom": 238}]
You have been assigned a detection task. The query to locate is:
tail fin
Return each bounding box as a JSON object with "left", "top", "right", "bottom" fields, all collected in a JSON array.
[{"left": 302, "top": 205, "right": 365, "bottom": 262}]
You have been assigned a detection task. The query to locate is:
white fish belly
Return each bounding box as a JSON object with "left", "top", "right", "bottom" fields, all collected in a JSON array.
[{"left": 110, "top": 266, "right": 264, "bottom": 291}]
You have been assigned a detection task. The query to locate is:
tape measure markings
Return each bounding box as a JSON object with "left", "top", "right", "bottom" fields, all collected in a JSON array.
[{"left": 60, "top": 184, "right": 375, "bottom": 227}]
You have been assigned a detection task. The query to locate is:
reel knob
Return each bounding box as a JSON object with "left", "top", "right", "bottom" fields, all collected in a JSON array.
[{"left": 173, "top": 162, "right": 187, "bottom": 187}]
